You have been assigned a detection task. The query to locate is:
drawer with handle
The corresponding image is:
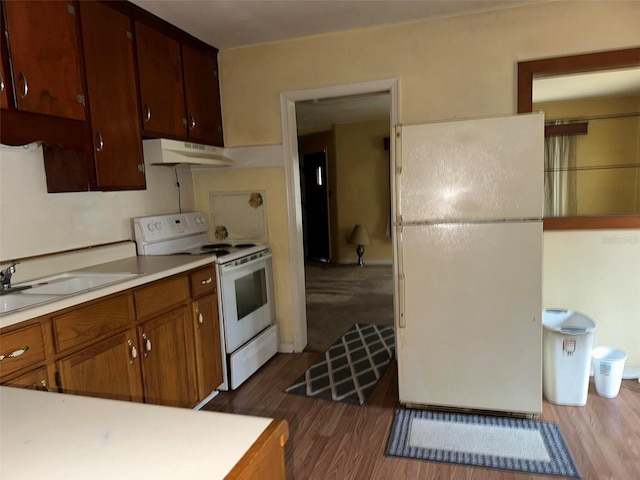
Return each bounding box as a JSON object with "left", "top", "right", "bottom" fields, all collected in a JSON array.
[
  {"left": 0, "top": 324, "right": 46, "bottom": 379},
  {"left": 190, "top": 265, "right": 216, "bottom": 299}
]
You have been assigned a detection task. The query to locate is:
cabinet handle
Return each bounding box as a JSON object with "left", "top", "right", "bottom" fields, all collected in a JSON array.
[
  {"left": 144, "top": 103, "right": 151, "bottom": 122},
  {"left": 127, "top": 340, "right": 138, "bottom": 364},
  {"left": 200, "top": 277, "right": 212, "bottom": 285},
  {"left": 0, "top": 345, "right": 29, "bottom": 361},
  {"left": 19, "top": 72, "right": 28, "bottom": 98},
  {"left": 142, "top": 333, "right": 152, "bottom": 356},
  {"left": 198, "top": 312, "right": 204, "bottom": 326},
  {"left": 189, "top": 114, "right": 196, "bottom": 130},
  {"left": 39, "top": 379, "right": 52, "bottom": 392},
  {"left": 0, "top": 71, "right": 5, "bottom": 93},
  {"left": 96, "top": 131, "right": 104, "bottom": 152}
]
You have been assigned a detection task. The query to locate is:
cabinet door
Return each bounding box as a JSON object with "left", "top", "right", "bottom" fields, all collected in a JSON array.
[
  {"left": 182, "top": 44, "right": 223, "bottom": 146},
  {"left": 3, "top": 1, "right": 85, "bottom": 120},
  {"left": 135, "top": 21, "right": 186, "bottom": 138},
  {"left": 2, "top": 366, "right": 51, "bottom": 392},
  {"left": 0, "top": 11, "right": 9, "bottom": 110},
  {"left": 57, "top": 331, "right": 143, "bottom": 402},
  {"left": 79, "top": 2, "right": 145, "bottom": 190},
  {"left": 0, "top": 63, "right": 7, "bottom": 108},
  {"left": 139, "top": 306, "right": 197, "bottom": 408},
  {"left": 192, "top": 294, "right": 223, "bottom": 399}
]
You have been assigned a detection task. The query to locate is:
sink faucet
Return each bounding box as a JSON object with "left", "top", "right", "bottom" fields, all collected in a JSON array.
[{"left": 0, "top": 261, "right": 19, "bottom": 291}]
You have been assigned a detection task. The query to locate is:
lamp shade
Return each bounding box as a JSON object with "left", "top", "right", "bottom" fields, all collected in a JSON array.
[{"left": 348, "top": 224, "right": 372, "bottom": 246}]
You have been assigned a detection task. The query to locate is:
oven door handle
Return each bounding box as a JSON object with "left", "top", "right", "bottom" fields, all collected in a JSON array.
[{"left": 220, "top": 252, "right": 272, "bottom": 276}]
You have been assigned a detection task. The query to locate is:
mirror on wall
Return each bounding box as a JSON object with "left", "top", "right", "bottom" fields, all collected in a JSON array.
[{"left": 518, "top": 48, "right": 640, "bottom": 230}]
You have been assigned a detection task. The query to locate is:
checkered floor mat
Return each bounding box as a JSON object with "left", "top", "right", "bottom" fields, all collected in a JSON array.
[{"left": 285, "top": 323, "right": 395, "bottom": 405}]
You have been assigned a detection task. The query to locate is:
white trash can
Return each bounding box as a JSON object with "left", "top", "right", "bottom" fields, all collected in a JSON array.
[
  {"left": 542, "top": 309, "right": 596, "bottom": 406},
  {"left": 591, "top": 347, "right": 628, "bottom": 398}
]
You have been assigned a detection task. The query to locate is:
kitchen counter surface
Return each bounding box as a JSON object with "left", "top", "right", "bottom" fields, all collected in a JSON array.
[
  {"left": 1, "top": 254, "right": 216, "bottom": 329},
  {"left": 0, "top": 386, "right": 288, "bottom": 479}
]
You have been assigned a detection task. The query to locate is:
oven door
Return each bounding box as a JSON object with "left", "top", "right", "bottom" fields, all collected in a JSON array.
[{"left": 218, "top": 252, "right": 275, "bottom": 353}]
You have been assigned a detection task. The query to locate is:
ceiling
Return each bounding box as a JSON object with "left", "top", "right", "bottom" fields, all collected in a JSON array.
[{"left": 130, "top": 0, "right": 538, "bottom": 50}]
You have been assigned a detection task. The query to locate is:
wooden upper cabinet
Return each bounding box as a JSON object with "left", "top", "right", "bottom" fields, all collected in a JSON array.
[
  {"left": 3, "top": 1, "right": 85, "bottom": 120},
  {"left": 182, "top": 44, "right": 224, "bottom": 146},
  {"left": 0, "top": 25, "right": 8, "bottom": 110},
  {"left": 135, "top": 21, "right": 187, "bottom": 138},
  {"left": 0, "top": 62, "right": 8, "bottom": 109},
  {"left": 79, "top": 1, "right": 145, "bottom": 190}
]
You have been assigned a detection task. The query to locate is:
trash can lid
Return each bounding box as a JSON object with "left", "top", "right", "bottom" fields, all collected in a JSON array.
[{"left": 542, "top": 309, "right": 596, "bottom": 334}]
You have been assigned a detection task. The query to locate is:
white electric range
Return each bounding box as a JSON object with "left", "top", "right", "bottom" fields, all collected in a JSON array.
[{"left": 133, "top": 212, "right": 278, "bottom": 391}]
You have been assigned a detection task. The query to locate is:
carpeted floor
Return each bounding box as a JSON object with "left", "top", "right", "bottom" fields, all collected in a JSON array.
[{"left": 304, "top": 262, "right": 394, "bottom": 352}]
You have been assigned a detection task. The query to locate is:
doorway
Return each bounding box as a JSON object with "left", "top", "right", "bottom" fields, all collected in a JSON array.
[
  {"left": 281, "top": 78, "right": 399, "bottom": 352},
  {"left": 300, "top": 149, "right": 331, "bottom": 262}
]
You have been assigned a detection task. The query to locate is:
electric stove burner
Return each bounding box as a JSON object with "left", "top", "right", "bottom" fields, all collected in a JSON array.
[
  {"left": 234, "top": 243, "right": 256, "bottom": 248},
  {"left": 202, "top": 243, "right": 232, "bottom": 250},
  {"left": 214, "top": 250, "right": 230, "bottom": 256}
]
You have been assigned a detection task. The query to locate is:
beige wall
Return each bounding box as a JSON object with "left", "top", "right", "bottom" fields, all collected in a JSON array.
[
  {"left": 334, "top": 120, "right": 392, "bottom": 263},
  {"left": 204, "top": 0, "right": 640, "bottom": 363},
  {"left": 0, "top": 147, "right": 194, "bottom": 264}
]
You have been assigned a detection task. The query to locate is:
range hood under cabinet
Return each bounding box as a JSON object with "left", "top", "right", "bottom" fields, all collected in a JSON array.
[{"left": 142, "top": 138, "right": 234, "bottom": 167}]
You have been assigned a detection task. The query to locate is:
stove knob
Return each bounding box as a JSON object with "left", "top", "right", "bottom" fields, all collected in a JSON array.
[
  {"left": 194, "top": 217, "right": 201, "bottom": 225},
  {"left": 154, "top": 222, "right": 163, "bottom": 231},
  {"left": 147, "top": 223, "right": 155, "bottom": 231}
]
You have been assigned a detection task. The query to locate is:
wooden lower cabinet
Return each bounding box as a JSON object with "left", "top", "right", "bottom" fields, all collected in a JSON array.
[
  {"left": 138, "top": 305, "right": 197, "bottom": 408},
  {"left": 57, "top": 330, "right": 143, "bottom": 402},
  {"left": 2, "top": 366, "right": 51, "bottom": 392},
  {"left": 192, "top": 293, "right": 223, "bottom": 398},
  {"left": 3, "top": 267, "right": 222, "bottom": 408}
]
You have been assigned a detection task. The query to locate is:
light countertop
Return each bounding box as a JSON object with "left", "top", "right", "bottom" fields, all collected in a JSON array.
[
  {"left": 0, "top": 386, "right": 275, "bottom": 479},
  {"left": 1, "top": 254, "right": 216, "bottom": 329}
]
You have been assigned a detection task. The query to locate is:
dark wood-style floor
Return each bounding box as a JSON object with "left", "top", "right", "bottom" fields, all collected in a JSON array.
[{"left": 203, "top": 353, "right": 640, "bottom": 480}]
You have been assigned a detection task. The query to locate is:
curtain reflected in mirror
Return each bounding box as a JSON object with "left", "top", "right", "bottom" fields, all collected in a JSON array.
[
  {"left": 544, "top": 135, "right": 577, "bottom": 217},
  {"left": 536, "top": 95, "right": 640, "bottom": 218}
]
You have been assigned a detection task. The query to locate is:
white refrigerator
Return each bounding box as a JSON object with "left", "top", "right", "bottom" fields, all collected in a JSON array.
[{"left": 394, "top": 113, "right": 544, "bottom": 416}]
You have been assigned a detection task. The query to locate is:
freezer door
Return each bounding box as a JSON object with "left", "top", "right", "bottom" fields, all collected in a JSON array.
[
  {"left": 397, "top": 222, "right": 542, "bottom": 415},
  {"left": 398, "top": 113, "right": 544, "bottom": 223}
]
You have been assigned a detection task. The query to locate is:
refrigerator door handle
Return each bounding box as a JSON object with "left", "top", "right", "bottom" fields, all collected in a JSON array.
[
  {"left": 396, "top": 218, "right": 406, "bottom": 329},
  {"left": 398, "top": 272, "right": 406, "bottom": 328}
]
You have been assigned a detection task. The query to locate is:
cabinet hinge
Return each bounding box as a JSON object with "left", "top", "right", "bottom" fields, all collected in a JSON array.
[
  {"left": 76, "top": 94, "right": 85, "bottom": 105},
  {"left": 138, "top": 163, "right": 145, "bottom": 174},
  {"left": 126, "top": 31, "right": 133, "bottom": 41},
  {"left": 67, "top": 4, "right": 76, "bottom": 16}
]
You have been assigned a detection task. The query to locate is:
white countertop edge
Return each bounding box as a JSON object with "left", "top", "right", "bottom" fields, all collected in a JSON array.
[
  {"left": 1, "top": 255, "right": 216, "bottom": 329},
  {"left": 0, "top": 386, "right": 274, "bottom": 480}
]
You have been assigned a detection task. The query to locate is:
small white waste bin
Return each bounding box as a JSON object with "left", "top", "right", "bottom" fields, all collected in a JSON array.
[
  {"left": 542, "top": 309, "right": 596, "bottom": 406},
  {"left": 591, "top": 346, "right": 628, "bottom": 398}
]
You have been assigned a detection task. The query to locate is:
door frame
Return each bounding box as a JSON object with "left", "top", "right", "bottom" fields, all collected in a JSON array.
[{"left": 280, "top": 78, "right": 399, "bottom": 352}]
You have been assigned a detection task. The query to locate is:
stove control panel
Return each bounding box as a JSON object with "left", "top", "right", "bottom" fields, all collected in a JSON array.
[{"left": 134, "top": 212, "right": 209, "bottom": 242}]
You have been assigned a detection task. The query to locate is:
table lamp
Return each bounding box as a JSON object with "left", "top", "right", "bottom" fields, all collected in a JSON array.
[{"left": 348, "top": 224, "right": 371, "bottom": 267}]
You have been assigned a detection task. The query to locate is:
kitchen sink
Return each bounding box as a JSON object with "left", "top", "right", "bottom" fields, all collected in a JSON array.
[
  {"left": 20, "top": 272, "right": 139, "bottom": 295},
  {"left": 0, "top": 293, "right": 62, "bottom": 315}
]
